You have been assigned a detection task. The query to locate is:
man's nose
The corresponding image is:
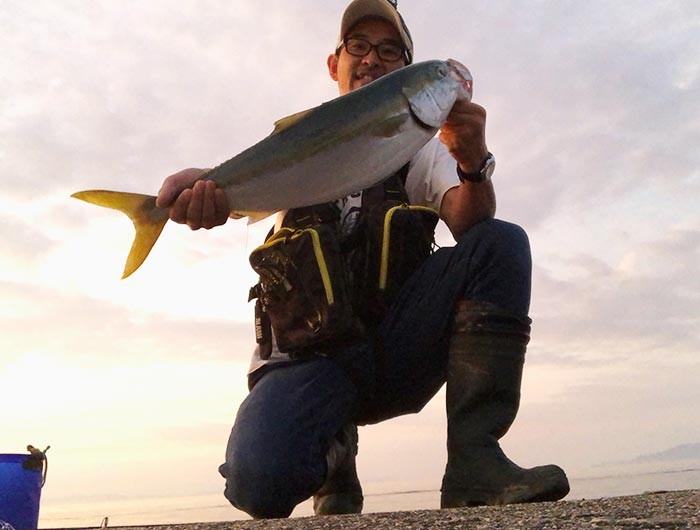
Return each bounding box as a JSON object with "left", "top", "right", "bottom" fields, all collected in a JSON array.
[{"left": 361, "top": 47, "right": 382, "bottom": 67}]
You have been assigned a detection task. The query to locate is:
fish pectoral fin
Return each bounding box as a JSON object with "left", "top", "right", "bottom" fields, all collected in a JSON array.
[
  {"left": 71, "top": 190, "right": 169, "bottom": 278},
  {"left": 402, "top": 85, "right": 447, "bottom": 129},
  {"left": 247, "top": 211, "right": 277, "bottom": 224},
  {"left": 369, "top": 113, "right": 410, "bottom": 138},
  {"left": 270, "top": 107, "right": 317, "bottom": 136}
]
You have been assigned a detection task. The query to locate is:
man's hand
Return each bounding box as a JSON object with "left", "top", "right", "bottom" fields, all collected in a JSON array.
[
  {"left": 156, "top": 168, "right": 230, "bottom": 230},
  {"left": 438, "top": 98, "right": 489, "bottom": 174}
]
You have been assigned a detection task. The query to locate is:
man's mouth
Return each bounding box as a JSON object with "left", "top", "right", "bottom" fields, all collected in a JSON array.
[{"left": 355, "top": 70, "right": 382, "bottom": 85}]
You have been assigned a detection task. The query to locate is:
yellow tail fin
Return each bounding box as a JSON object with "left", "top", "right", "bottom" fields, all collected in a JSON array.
[{"left": 71, "top": 190, "right": 169, "bottom": 279}]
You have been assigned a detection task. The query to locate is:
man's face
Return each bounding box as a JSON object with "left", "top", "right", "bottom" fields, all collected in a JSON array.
[{"left": 327, "top": 17, "right": 406, "bottom": 95}]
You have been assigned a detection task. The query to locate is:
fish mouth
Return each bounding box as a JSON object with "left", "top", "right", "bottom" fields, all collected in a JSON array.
[{"left": 447, "top": 58, "right": 473, "bottom": 99}]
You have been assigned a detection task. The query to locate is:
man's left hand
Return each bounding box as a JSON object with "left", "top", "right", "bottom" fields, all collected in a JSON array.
[{"left": 438, "top": 98, "right": 489, "bottom": 174}]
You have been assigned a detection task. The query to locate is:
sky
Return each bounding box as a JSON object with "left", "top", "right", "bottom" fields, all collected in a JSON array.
[{"left": 1, "top": 0, "right": 699, "bottom": 522}]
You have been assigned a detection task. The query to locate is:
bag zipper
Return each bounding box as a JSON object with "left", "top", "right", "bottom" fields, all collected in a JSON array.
[{"left": 293, "top": 228, "right": 335, "bottom": 305}]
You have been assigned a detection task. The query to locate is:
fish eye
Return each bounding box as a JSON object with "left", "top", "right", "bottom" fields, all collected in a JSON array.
[{"left": 436, "top": 65, "right": 447, "bottom": 77}]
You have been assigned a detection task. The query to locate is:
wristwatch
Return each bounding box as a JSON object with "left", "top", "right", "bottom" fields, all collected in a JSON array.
[{"left": 456, "top": 152, "right": 495, "bottom": 183}]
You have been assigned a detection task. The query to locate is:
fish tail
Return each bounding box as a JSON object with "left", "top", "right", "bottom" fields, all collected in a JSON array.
[{"left": 71, "top": 190, "right": 169, "bottom": 278}]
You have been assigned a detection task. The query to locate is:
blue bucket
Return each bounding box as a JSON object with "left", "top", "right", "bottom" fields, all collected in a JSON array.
[{"left": 0, "top": 454, "right": 44, "bottom": 530}]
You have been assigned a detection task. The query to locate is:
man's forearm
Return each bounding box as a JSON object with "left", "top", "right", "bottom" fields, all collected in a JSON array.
[{"left": 440, "top": 180, "right": 496, "bottom": 240}]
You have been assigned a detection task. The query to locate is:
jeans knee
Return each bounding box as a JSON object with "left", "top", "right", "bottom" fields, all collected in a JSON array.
[
  {"left": 219, "top": 454, "right": 299, "bottom": 519},
  {"left": 460, "top": 218, "right": 528, "bottom": 249},
  {"left": 453, "top": 219, "right": 532, "bottom": 315},
  {"left": 459, "top": 219, "right": 531, "bottom": 268}
]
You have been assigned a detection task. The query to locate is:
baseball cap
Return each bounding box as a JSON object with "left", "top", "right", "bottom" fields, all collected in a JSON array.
[{"left": 335, "top": 0, "right": 414, "bottom": 64}]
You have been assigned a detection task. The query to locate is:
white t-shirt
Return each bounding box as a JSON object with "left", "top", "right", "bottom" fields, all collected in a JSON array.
[{"left": 247, "top": 137, "right": 461, "bottom": 374}]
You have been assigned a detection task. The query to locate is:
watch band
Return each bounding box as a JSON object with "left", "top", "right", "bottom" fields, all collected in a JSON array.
[{"left": 457, "top": 152, "right": 495, "bottom": 183}]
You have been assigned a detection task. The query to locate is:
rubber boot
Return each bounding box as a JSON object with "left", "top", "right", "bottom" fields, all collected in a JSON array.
[
  {"left": 313, "top": 423, "right": 364, "bottom": 515},
  {"left": 440, "top": 300, "right": 570, "bottom": 508}
]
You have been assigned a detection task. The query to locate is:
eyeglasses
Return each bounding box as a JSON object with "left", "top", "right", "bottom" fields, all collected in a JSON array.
[{"left": 342, "top": 37, "right": 405, "bottom": 62}]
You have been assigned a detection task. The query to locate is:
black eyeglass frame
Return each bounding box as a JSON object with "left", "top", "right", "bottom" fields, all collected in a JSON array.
[{"left": 340, "top": 37, "right": 408, "bottom": 63}]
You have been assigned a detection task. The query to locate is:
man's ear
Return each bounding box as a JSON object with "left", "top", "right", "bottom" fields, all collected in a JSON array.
[{"left": 327, "top": 54, "right": 339, "bottom": 81}]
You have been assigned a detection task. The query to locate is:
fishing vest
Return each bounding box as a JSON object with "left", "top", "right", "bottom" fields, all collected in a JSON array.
[{"left": 248, "top": 165, "right": 439, "bottom": 359}]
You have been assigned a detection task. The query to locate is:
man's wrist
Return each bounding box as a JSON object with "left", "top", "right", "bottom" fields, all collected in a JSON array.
[{"left": 457, "top": 152, "right": 495, "bottom": 183}]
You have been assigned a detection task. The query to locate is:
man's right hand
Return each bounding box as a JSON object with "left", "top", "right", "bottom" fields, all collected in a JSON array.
[{"left": 156, "top": 168, "right": 230, "bottom": 230}]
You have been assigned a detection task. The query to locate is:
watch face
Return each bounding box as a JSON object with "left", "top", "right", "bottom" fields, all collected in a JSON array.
[{"left": 482, "top": 155, "right": 495, "bottom": 180}]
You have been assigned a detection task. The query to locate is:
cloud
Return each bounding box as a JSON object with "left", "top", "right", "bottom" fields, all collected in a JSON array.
[
  {"left": 434, "top": 1, "right": 700, "bottom": 227},
  {"left": 0, "top": 1, "right": 341, "bottom": 205},
  {"left": 510, "top": 357, "right": 700, "bottom": 471},
  {"left": 156, "top": 422, "right": 235, "bottom": 448},
  {"left": 0, "top": 280, "right": 254, "bottom": 364},
  {"left": 1, "top": 215, "right": 57, "bottom": 266},
  {"left": 530, "top": 227, "right": 700, "bottom": 364}
]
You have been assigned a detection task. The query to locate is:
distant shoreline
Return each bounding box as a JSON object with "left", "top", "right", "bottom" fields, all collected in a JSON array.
[{"left": 54, "top": 489, "right": 700, "bottom": 530}]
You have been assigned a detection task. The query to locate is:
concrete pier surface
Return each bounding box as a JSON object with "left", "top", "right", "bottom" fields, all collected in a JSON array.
[{"left": 79, "top": 489, "right": 699, "bottom": 530}]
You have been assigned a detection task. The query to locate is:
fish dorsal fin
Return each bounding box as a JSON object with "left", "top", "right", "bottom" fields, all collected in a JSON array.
[{"left": 270, "top": 108, "right": 316, "bottom": 136}]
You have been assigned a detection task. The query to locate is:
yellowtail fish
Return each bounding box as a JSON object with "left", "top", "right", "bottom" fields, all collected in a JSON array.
[{"left": 72, "top": 59, "right": 473, "bottom": 278}]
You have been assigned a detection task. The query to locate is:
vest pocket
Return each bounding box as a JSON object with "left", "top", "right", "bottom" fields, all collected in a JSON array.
[
  {"left": 249, "top": 224, "right": 361, "bottom": 355},
  {"left": 351, "top": 204, "right": 439, "bottom": 322}
]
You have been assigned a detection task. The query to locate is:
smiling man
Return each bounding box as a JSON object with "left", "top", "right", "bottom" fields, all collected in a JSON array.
[
  {"left": 157, "top": 0, "right": 569, "bottom": 519},
  {"left": 329, "top": 19, "right": 406, "bottom": 92}
]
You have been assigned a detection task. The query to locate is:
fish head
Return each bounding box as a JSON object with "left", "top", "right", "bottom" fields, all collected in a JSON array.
[
  {"left": 402, "top": 60, "right": 473, "bottom": 129},
  {"left": 447, "top": 58, "right": 473, "bottom": 100}
]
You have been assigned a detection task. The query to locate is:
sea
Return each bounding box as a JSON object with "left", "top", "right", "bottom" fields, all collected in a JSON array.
[{"left": 37, "top": 463, "right": 700, "bottom": 529}]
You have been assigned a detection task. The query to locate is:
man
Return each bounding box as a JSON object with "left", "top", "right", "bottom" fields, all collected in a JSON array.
[{"left": 157, "top": 0, "right": 570, "bottom": 519}]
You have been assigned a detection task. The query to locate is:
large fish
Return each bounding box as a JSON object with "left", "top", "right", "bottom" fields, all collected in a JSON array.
[{"left": 72, "top": 59, "right": 473, "bottom": 278}]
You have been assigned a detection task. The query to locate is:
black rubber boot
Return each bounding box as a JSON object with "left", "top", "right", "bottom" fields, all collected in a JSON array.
[
  {"left": 440, "top": 300, "right": 570, "bottom": 508},
  {"left": 313, "top": 423, "right": 364, "bottom": 515}
]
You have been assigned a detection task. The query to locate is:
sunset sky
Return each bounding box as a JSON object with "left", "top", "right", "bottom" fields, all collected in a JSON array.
[{"left": 1, "top": 0, "right": 699, "bottom": 522}]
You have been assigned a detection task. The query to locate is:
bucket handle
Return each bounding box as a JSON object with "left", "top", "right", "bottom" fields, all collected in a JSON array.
[
  {"left": 41, "top": 450, "right": 48, "bottom": 487},
  {"left": 23, "top": 445, "right": 50, "bottom": 487}
]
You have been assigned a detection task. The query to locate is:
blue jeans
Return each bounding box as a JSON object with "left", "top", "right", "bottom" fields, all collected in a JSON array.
[{"left": 218, "top": 218, "right": 532, "bottom": 518}]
